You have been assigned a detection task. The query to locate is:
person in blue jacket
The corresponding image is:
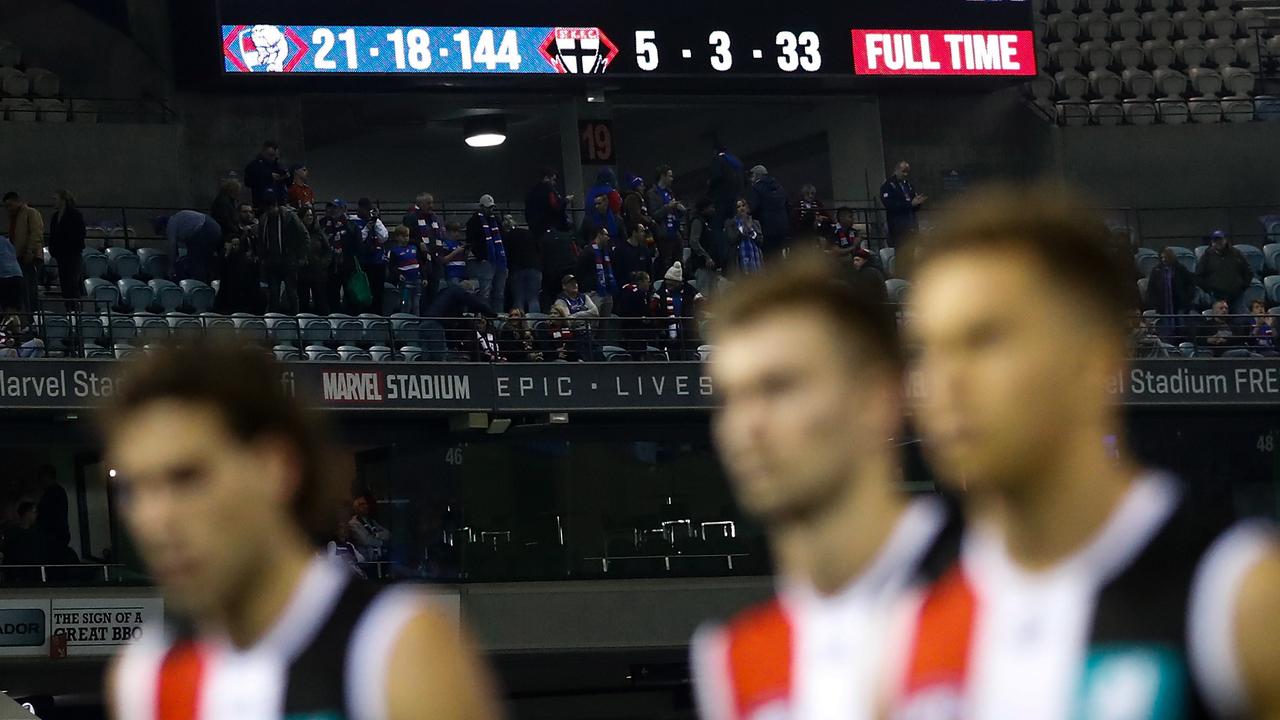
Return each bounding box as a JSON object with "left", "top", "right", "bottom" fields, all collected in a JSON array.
[{"left": 880, "top": 161, "right": 926, "bottom": 248}]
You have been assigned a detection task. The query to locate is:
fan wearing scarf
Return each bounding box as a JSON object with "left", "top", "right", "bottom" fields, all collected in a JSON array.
[
  {"left": 575, "top": 225, "right": 620, "bottom": 319},
  {"left": 726, "top": 197, "right": 765, "bottom": 276},
  {"left": 650, "top": 262, "right": 704, "bottom": 358},
  {"left": 465, "top": 195, "right": 509, "bottom": 312}
]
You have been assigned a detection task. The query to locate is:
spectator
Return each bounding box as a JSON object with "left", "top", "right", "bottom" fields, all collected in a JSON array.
[
  {"left": 47, "top": 189, "right": 85, "bottom": 307},
  {"left": 320, "top": 200, "right": 360, "bottom": 313},
  {"left": 244, "top": 140, "right": 288, "bottom": 209},
  {"left": 504, "top": 215, "right": 543, "bottom": 314},
  {"left": 708, "top": 142, "right": 745, "bottom": 233},
  {"left": 547, "top": 302, "right": 593, "bottom": 362},
  {"left": 542, "top": 221, "right": 579, "bottom": 312},
  {"left": 424, "top": 281, "right": 496, "bottom": 319},
  {"left": 0, "top": 235, "right": 25, "bottom": 323},
  {"left": 353, "top": 198, "right": 389, "bottom": 313},
  {"left": 1145, "top": 246, "right": 1196, "bottom": 341},
  {"left": 286, "top": 164, "right": 314, "bottom": 209},
  {"left": 438, "top": 221, "right": 469, "bottom": 290},
  {"left": 1, "top": 501, "right": 47, "bottom": 567},
  {"left": 35, "top": 465, "right": 74, "bottom": 563},
  {"left": 1247, "top": 300, "right": 1278, "bottom": 357},
  {"left": 164, "top": 210, "right": 221, "bottom": 283},
  {"left": 827, "top": 207, "right": 862, "bottom": 264},
  {"left": 1198, "top": 299, "right": 1252, "bottom": 357},
  {"left": 793, "top": 183, "right": 830, "bottom": 241},
  {"left": 725, "top": 198, "right": 765, "bottom": 276},
  {"left": 880, "top": 161, "right": 925, "bottom": 248},
  {"left": 553, "top": 273, "right": 600, "bottom": 321},
  {"left": 210, "top": 175, "right": 242, "bottom": 244},
  {"left": 326, "top": 520, "right": 367, "bottom": 578},
  {"left": 214, "top": 207, "right": 264, "bottom": 315},
  {"left": 849, "top": 248, "right": 889, "bottom": 304},
  {"left": 650, "top": 262, "right": 704, "bottom": 358},
  {"left": 4, "top": 191, "right": 43, "bottom": 322},
  {"left": 747, "top": 165, "right": 790, "bottom": 257},
  {"left": 257, "top": 194, "right": 307, "bottom": 314},
  {"left": 687, "top": 198, "right": 722, "bottom": 295},
  {"left": 388, "top": 225, "right": 423, "bottom": 315},
  {"left": 1195, "top": 230, "right": 1253, "bottom": 312},
  {"left": 465, "top": 195, "right": 509, "bottom": 312},
  {"left": 347, "top": 494, "right": 391, "bottom": 562},
  {"left": 585, "top": 168, "right": 623, "bottom": 217},
  {"left": 648, "top": 165, "right": 685, "bottom": 279},
  {"left": 580, "top": 193, "right": 623, "bottom": 248},
  {"left": 615, "top": 270, "right": 654, "bottom": 354},
  {"left": 402, "top": 193, "right": 446, "bottom": 301},
  {"left": 297, "top": 205, "right": 333, "bottom": 314},
  {"left": 576, "top": 226, "right": 619, "bottom": 319},
  {"left": 500, "top": 308, "right": 544, "bottom": 362},
  {"left": 525, "top": 167, "right": 573, "bottom": 240},
  {"left": 613, "top": 224, "right": 654, "bottom": 290},
  {"left": 622, "top": 175, "right": 656, "bottom": 238},
  {"left": 473, "top": 316, "right": 506, "bottom": 362}
]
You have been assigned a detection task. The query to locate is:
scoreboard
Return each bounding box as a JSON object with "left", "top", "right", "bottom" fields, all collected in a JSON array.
[{"left": 216, "top": 0, "right": 1036, "bottom": 79}]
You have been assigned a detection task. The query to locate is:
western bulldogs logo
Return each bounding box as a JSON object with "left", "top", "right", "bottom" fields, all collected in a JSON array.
[
  {"left": 222, "top": 24, "right": 310, "bottom": 73},
  {"left": 538, "top": 28, "right": 619, "bottom": 74}
]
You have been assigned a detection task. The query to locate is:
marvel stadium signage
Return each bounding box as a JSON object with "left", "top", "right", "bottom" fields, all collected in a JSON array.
[{"left": 0, "top": 360, "right": 1275, "bottom": 410}]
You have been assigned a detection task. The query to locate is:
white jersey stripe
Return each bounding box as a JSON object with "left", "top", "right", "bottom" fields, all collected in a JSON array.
[
  {"left": 345, "top": 587, "right": 433, "bottom": 720},
  {"left": 689, "top": 624, "right": 736, "bottom": 720}
]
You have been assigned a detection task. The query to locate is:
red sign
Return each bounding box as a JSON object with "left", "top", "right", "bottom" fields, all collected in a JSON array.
[{"left": 851, "top": 30, "right": 1036, "bottom": 76}]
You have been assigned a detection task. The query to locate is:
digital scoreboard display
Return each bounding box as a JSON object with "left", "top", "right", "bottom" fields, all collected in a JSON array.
[{"left": 216, "top": 0, "right": 1036, "bottom": 79}]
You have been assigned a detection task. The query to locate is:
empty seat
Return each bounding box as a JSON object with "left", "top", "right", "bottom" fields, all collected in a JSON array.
[
  {"left": 1155, "top": 67, "right": 1189, "bottom": 96},
  {"left": 76, "top": 314, "right": 106, "bottom": 346},
  {"left": 34, "top": 98, "right": 66, "bottom": 122},
  {"left": 1203, "top": 9, "right": 1236, "bottom": 38},
  {"left": 1264, "top": 243, "right": 1280, "bottom": 274},
  {"left": 880, "top": 248, "right": 897, "bottom": 277},
  {"left": 147, "top": 279, "right": 184, "bottom": 312},
  {"left": 265, "top": 313, "right": 300, "bottom": 344},
  {"left": 133, "top": 313, "right": 170, "bottom": 343},
  {"left": 359, "top": 313, "right": 392, "bottom": 345},
  {"left": 1028, "top": 73, "right": 1055, "bottom": 102},
  {"left": 1237, "top": 244, "right": 1266, "bottom": 275},
  {"left": 81, "top": 249, "right": 109, "bottom": 279},
  {"left": 1221, "top": 66, "right": 1255, "bottom": 95},
  {"left": 1049, "top": 12, "right": 1081, "bottom": 41},
  {"left": 1050, "top": 42, "right": 1083, "bottom": 70},
  {"left": 23, "top": 68, "right": 59, "bottom": 97},
  {"left": 273, "top": 345, "right": 302, "bottom": 362},
  {"left": 1089, "top": 100, "right": 1123, "bottom": 124},
  {"left": 338, "top": 345, "right": 373, "bottom": 362},
  {"left": 1135, "top": 249, "right": 1161, "bottom": 277},
  {"left": 1113, "top": 10, "right": 1144, "bottom": 40},
  {"left": 306, "top": 345, "right": 340, "bottom": 362},
  {"left": 886, "top": 279, "right": 911, "bottom": 304},
  {"left": 166, "top": 312, "right": 203, "bottom": 341},
  {"left": 1056, "top": 69, "right": 1089, "bottom": 98},
  {"left": 179, "top": 279, "right": 216, "bottom": 313},
  {"left": 0, "top": 67, "right": 29, "bottom": 96},
  {"left": 1195, "top": 244, "right": 1209, "bottom": 262},
  {"left": 1221, "top": 96, "right": 1254, "bottom": 122},
  {"left": 113, "top": 343, "right": 140, "bottom": 360},
  {"left": 1057, "top": 101, "right": 1090, "bottom": 125},
  {"left": 117, "top": 278, "right": 154, "bottom": 311},
  {"left": 1242, "top": 280, "right": 1267, "bottom": 309},
  {"left": 1175, "top": 38, "right": 1208, "bottom": 68},
  {"left": 1143, "top": 10, "right": 1175, "bottom": 40},
  {"left": 1235, "top": 38, "right": 1262, "bottom": 70},
  {"left": 329, "top": 314, "right": 363, "bottom": 344},
  {"left": 1236, "top": 8, "right": 1267, "bottom": 35},
  {"left": 200, "top": 312, "right": 237, "bottom": 342},
  {"left": 229, "top": 313, "right": 268, "bottom": 342},
  {"left": 1157, "top": 98, "right": 1190, "bottom": 123},
  {"left": 1189, "top": 67, "right": 1223, "bottom": 96},
  {"left": 1123, "top": 68, "right": 1157, "bottom": 98},
  {"left": 1205, "top": 37, "right": 1237, "bottom": 66},
  {"left": 137, "top": 248, "right": 168, "bottom": 279},
  {"left": 105, "top": 247, "right": 140, "bottom": 279},
  {"left": 108, "top": 226, "right": 138, "bottom": 245},
  {"left": 85, "top": 226, "right": 107, "bottom": 249},
  {"left": 389, "top": 314, "right": 424, "bottom": 344},
  {"left": 1112, "top": 39, "right": 1144, "bottom": 69},
  {"left": 1082, "top": 10, "right": 1112, "bottom": 40},
  {"left": 1090, "top": 69, "right": 1123, "bottom": 98},
  {"left": 297, "top": 314, "right": 332, "bottom": 345},
  {"left": 1123, "top": 99, "right": 1158, "bottom": 124},
  {"left": 1144, "top": 39, "right": 1176, "bottom": 69},
  {"left": 1174, "top": 9, "right": 1206, "bottom": 39},
  {"left": 1188, "top": 97, "right": 1222, "bottom": 121},
  {"left": 40, "top": 313, "right": 72, "bottom": 351},
  {"left": 84, "top": 278, "right": 119, "bottom": 309},
  {"left": 1, "top": 97, "right": 34, "bottom": 121},
  {"left": 1081, "top": 40, "right": 1113, "bottom": 70},
  {"left": 369, "top": 345, "right": 395, "bottom": 362}
]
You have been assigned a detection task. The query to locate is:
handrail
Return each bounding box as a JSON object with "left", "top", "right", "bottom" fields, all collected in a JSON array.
[{"left": 0, "top": 563, "right": 127, "bottom": 584}]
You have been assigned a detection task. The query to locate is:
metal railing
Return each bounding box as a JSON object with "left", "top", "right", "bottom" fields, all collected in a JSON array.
[
  {"left": 0, "top": 563, "right": 130, "bottom": 585},
  {"left": 1133, "top": 311, "right": 1280, "bottom": 358}
]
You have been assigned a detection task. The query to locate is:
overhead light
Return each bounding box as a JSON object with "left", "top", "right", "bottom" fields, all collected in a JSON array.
[
  {"left": 586, "top": 91, "right": 606, "bottom": 103},
  {"left": 464, "top": 115, "right": 507, "bottom": 148},
  {"left": 108, "top": 469, "right": 118, "bottom": 478}
]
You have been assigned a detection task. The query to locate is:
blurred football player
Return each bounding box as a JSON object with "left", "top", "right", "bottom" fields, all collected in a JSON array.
[
  {"left": 691, "top": 254, "right": 959, "bottom": 720},
  {"left": 103, "top": 343, "right": 501, "bottom": 720},
  {"left": 895, "top": 186, "right": 1280, "bottom": 719}
]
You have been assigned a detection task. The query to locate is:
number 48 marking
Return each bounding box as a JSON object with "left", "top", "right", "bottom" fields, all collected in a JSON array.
[{"left": 1258, "top": 434, "right": 1275, "bottom": 453}]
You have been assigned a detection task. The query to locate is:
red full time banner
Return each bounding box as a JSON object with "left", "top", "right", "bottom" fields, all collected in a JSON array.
[{"left": 851, "top": 29, "right": 1037, "bottom": 76}]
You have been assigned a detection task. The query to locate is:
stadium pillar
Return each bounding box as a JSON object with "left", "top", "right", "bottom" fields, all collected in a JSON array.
[{"left": 558, "top": 98, "right": 586, "bottom": 210}]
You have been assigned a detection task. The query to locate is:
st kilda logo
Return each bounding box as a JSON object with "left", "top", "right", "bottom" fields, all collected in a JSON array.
[{"left": 539, "top": 27, "right": 619, "bottom": 74}]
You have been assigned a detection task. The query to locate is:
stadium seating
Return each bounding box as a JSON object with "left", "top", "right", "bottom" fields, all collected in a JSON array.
[
  {"left": 117, "top": 278, "right": 154, "bottom": 312},
  {"left": 338, "top": 345, "right": 373, "bottom": 362},
  {"left": 886, "top": 279, "right": 911, "bottom": 304},
  {"left": 265, "top": 313, "right": 301, "bottom": 345},
  {"left": 274, "top": 345, "right": 302, "bottom": 362},
  {"left": 298, "top": 314, "right": 333, "bottom": 345},
  {"left": 880, "top": 248, "right": 896, "bottom": 278},
  {"left": 200, "top": 313, "right": 238, "bottom": 343},
  {"left": 329, "top": 314, "right": 363, "bottom": 345},
  {"left": 1264, "top": 244, "right": 1280, "bottom": 274},
  {"left": 166, "top": 312, "right": 203, "bottom": 342},
  {"left": 1236, "top": 244, "right": 1266, "bottom": 275},
  {"left": 84, "top": 278, "right": 119, "bottom": 310},
  {"left": 148, "top": 279, "right": 184, "bottom": 312},
  {"left": 305, "top": 345, "right": 340, "bottom": 361},
  {"left": 1242, "top": 279, "right": 1267, "bottom": 309},
  {"left": 369, "top": 346, "right": 395, "bottom": 362},
  {"left": 359, "top": 314, "right": 392, "bottom": 346},
  {"left": 137, "top": 248, "right": 168, "bottom": 279},
  {"left": 389, "top": 313, "right": 423, "bottom": 344},
  {"left": 1135, "top": 249, "right": 1160, "bottom": 278},
  {"left": 179, "top": 280, "right": 216, "bottom": 313},
  {"left": 1172, "top": 246, "right": 1198, "bottom": 273},
  {"left": 1264, "top": 276, "right": 1280, "bottom": 305},
  {"left": 133, "top": 313, "right": 170, "bottom": 344},
  {"left": 81, "top": 249, "right": 109, "bottom": 279},
  {"left": 231, "top": 313, "right": 269, "bottom": 343}
]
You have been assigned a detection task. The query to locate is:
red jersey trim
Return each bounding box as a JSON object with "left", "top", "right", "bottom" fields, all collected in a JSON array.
[
  {"left": 156, "top": 641, "right": 206, "bottom": 720},
  {"left": 725, "top": 600, "right": 794, "bottom": 717},
  {"left": 901, "top": 566, "right": 978, "bottom": 694}
]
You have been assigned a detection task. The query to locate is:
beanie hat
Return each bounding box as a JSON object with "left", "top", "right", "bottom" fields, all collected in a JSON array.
[{"left": 664, "top": 262, "right": 683, "bottom": 282}]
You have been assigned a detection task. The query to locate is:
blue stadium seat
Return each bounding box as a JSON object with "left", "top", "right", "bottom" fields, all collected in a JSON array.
[
  {"left": 329, "top": 314, "right": 363, "bottom": 345},
  {"left": 147, "top": 279, "right": 184, "bottom": 313},
  {"left": 305, "top": 345, "right": 340, "bottom": 362},
  {"left": 231, "top": 313, "right": 268, "bottom": 343},
  {"left": 105, "top": 247, "right": 140, "bottom": 280},
  {"left": 166, "top": 312, "right": 202, "bottom": 341},
  {"left": 1236, "top": 244, "right": 1266, "bottom": 276},
  {"left": 106, "top": 314, "right": 137, "bottom": 343},
  {"left": 81, "top": 249, "right": 108, "bottom": 279},
  {"left": 273, "top": 345, "right": 302, "bottom": 362},
  {"left": 85, "top": 348, "right": 113, "bottom": 359},
  {"left": 1172, "top": 246, "right": 1197, "bottom": 274},
  {"left": 297, "top": 314, "right": 332, "bottom": 345},
  {"left": 359, "top": 313, "right": 391, "bottom": 346},
  {"left": 40, "top": 313, "right": 72, "bottom": 351},
  {"left": 1194, "top": 245, "right": 1208, "bottom": 263},
  {"left": 1264, "top": 243, "right": 1280, "bottom": 274},
  {"left": 1264, "top": 276, "right": 1280, "bottom": 305},
  {"left": 1242, "top": 280, "right": 1266, "bottom": 310},
  {"left": 369, "top": 346, "right": 395, "bottom": 362},
  {"left": 137, "top": 248, "right": 168, "bottom": 280},
  {"left": 199, "top": 313, "right": 237, "bottom": 343},
  {"left": 398, "top": 345, "right": 425, "bottom": 362},
  {"left": 601, "top": 345, "right": 629, "bottom": 361},
  {"left": 179, "top": 279, "right": 216, "bottom": 313},
  {"left": 265, "top": 313, "right": 300, "bottom": 345},
  {"left": 117, "top": 279, "right": 153, "bottom": 312},
  {"left": 1137, "top": 278, "right": 1149, "bottom": 300},
  {"left": 76, "top": 313, "right": 105, "bottom": 347},
  {"left": 84, "top": 278, "right": 119, "bottom": 310},
  {"left": 133, "top": 312, "right": 170, "bottom": 343},
  {"left": 880, "top": 248, "right": 896, "bottom": 278},
  {"left": 1134, "top": 248, "right": 1159, "bottom": 278},
  {"left": 338, "top": 345, "right": 373, "bottom": 362}
]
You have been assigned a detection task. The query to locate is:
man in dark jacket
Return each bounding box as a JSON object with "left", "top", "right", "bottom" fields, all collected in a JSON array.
[
  {"left": 402, "top": 192, "right": 446, "bottom": 303},
  {"left": 1195, "top": 230, "right": 1253, "bottom": 312},
  {"left": 1145, "top": 246, "right": 1196, "bottom": 341},
  {"left": 48, "top": 190, "right": 85, "bottom": 306},
  {"left": 465, "top": 195, "right": 509, "bottom": 313},
  {"left": 849, "top": 248, "right": 888, "bottom": 304},
  {"left": 503, "top": 215, "right": 543, "bottom": 314},
  {"left": 524, "top": 168, "right": 573, "bottom": 241},
  {"left": 256, "top": 194, "right": 308, "bottom": 313},
  {"left": 210, "top": 176, "right": 241, "bottom": 244},
  {"left": 1197, "top": 298, "right": 1254, "bottom": 357},
  {"left": 747, "top": 165, "right": 790, "bottom": 257},
  {"left": 320, "top": 200, "right": 360, "bottom": 313},
  {"left": 880, "top": 161, "right": 926, "bottom": 248},
  {"left": 708, "top": 143, "right": 744, "bottom": 233},
  {"left": 243, "top": 141, "right": 288, "bottom": 210}
]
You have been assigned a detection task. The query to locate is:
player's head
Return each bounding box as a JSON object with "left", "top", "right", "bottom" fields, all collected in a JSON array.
[
  {"left": 907, "top": 184, "right": 1134, "bottom": 497},
  {"left": 710, "top": 253, "right": 904, "bottom": 525},
  {"left": 102, "top": 343, "right": 337, "bottom": 618}
]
